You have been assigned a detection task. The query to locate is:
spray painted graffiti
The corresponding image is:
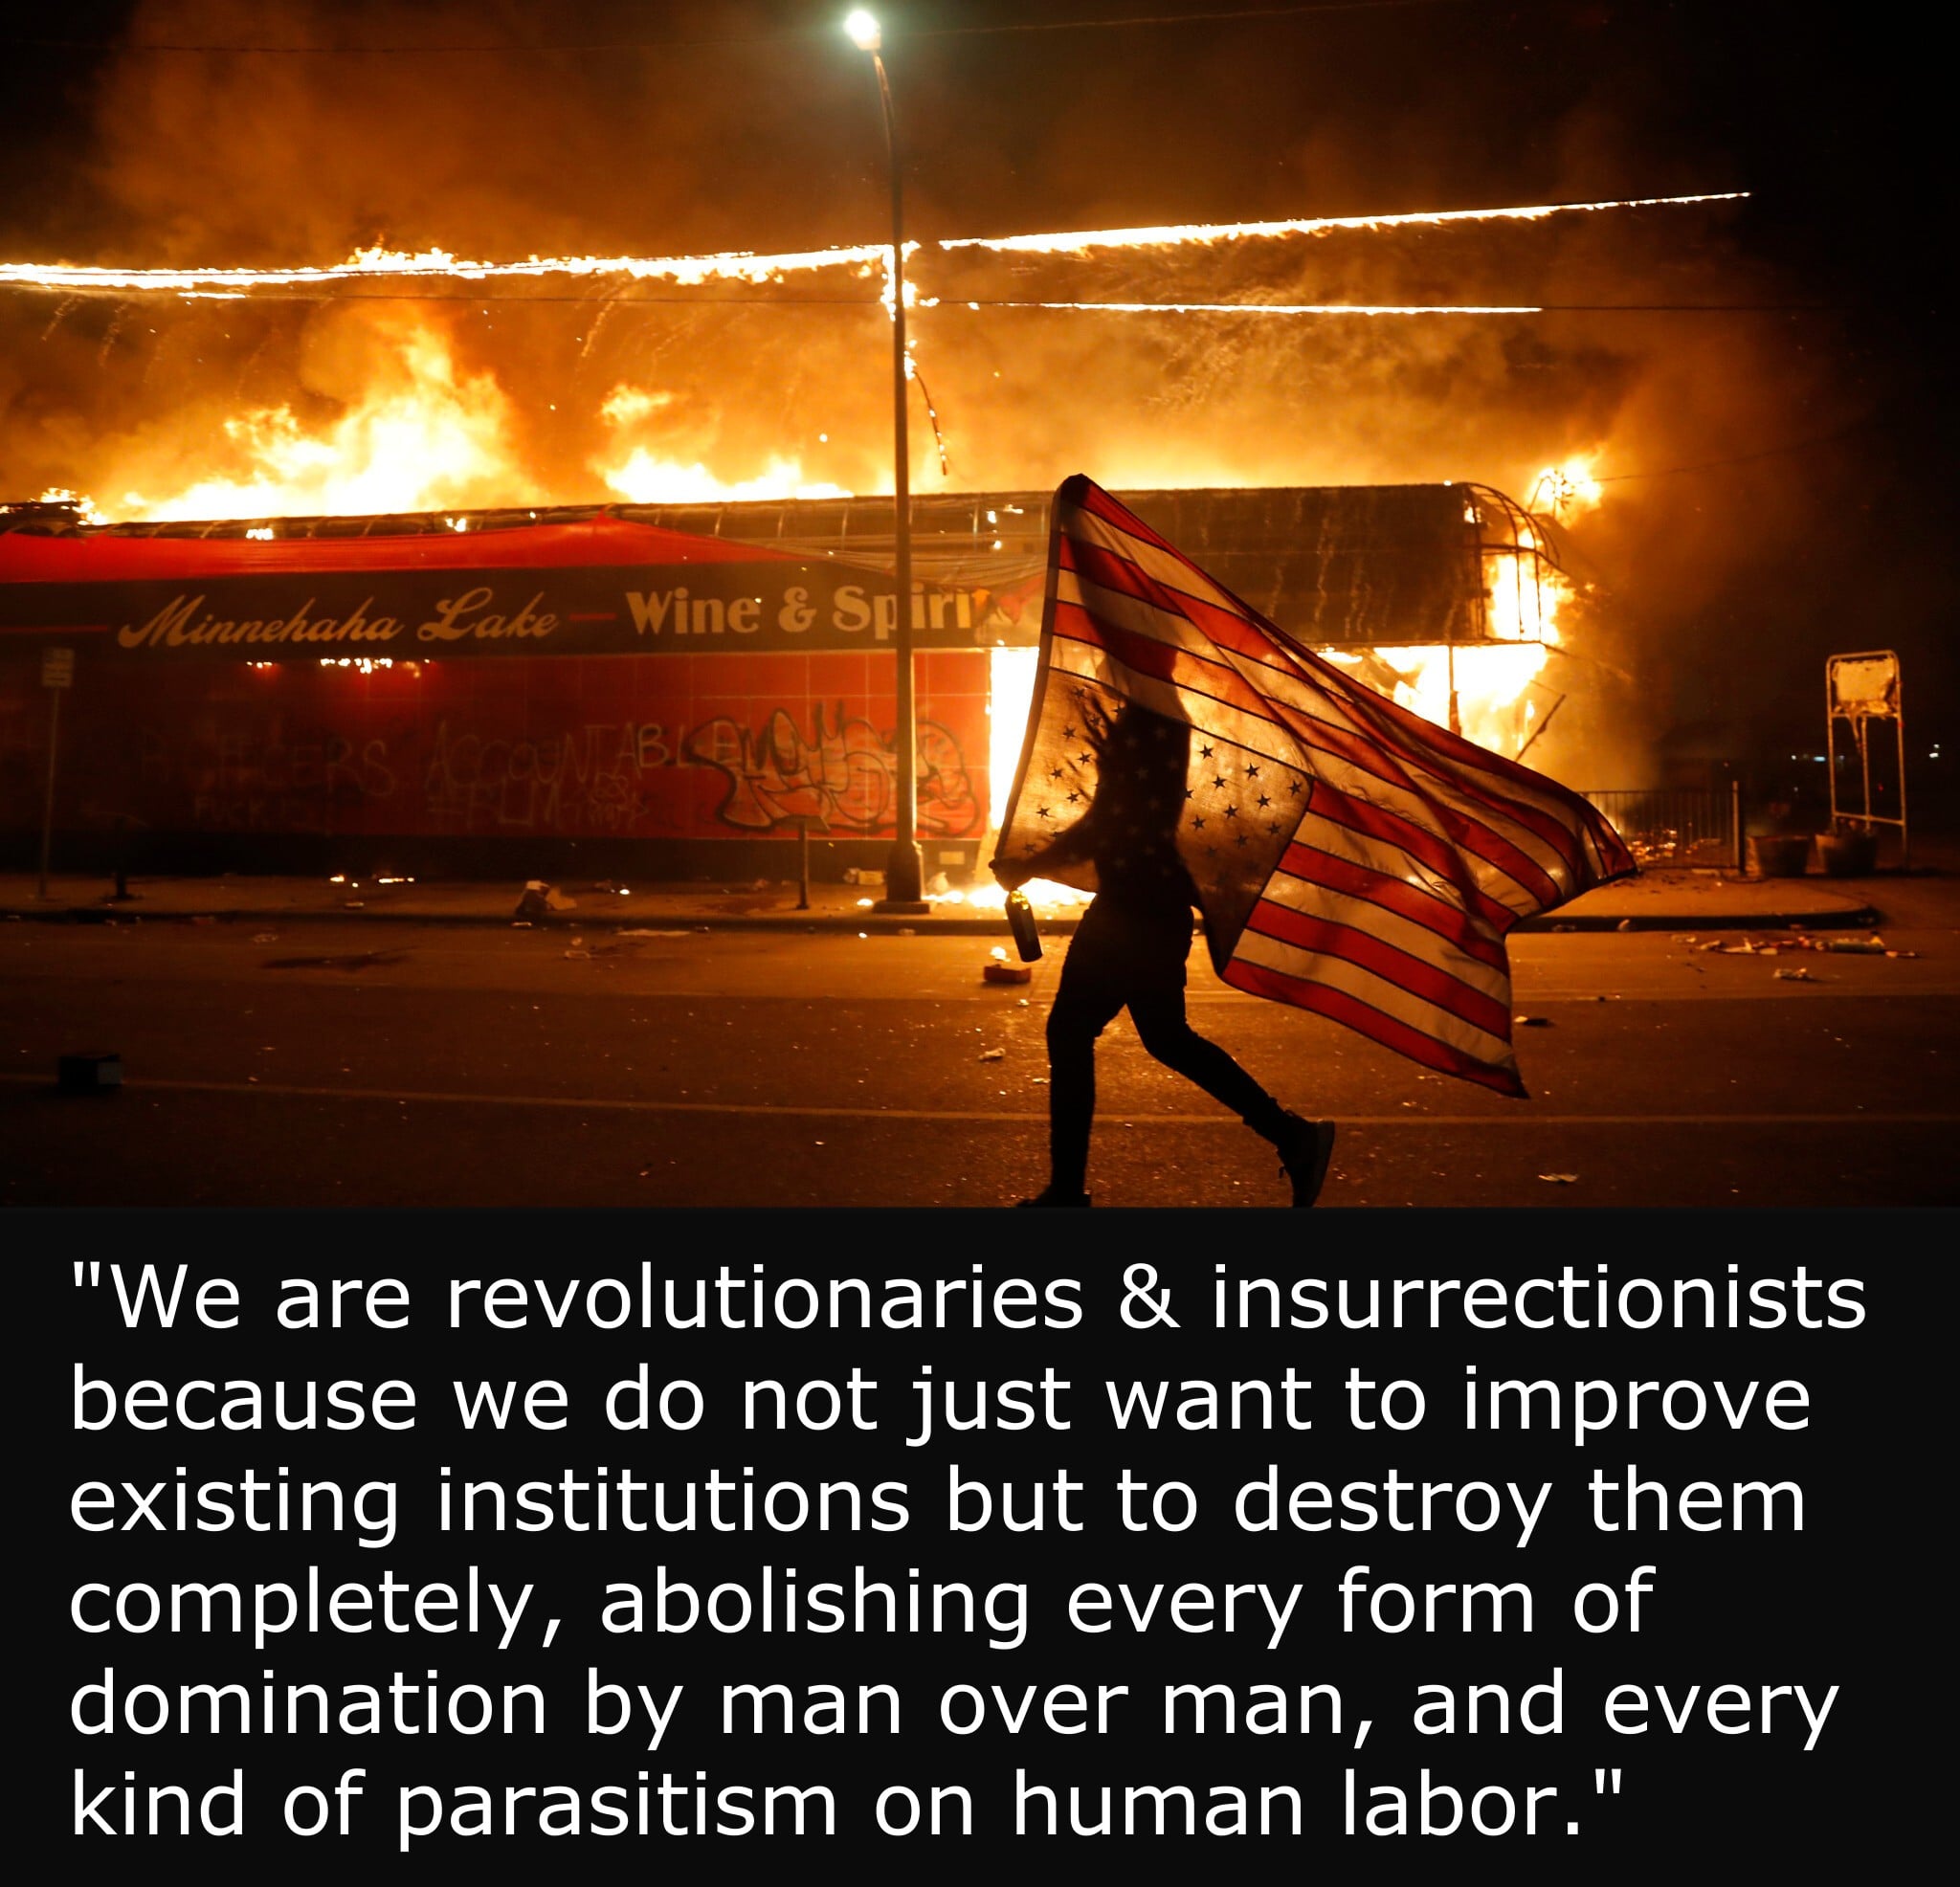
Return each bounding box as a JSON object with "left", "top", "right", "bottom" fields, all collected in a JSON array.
[
  {"left": 424, "top": 720, "right": 651, "bottom": 832},
  {"left": 191, "top": 730, "right": 395, "bottom": 831},
  {"left": 685, "top": 703, "right": 982, "bottom": 836}
]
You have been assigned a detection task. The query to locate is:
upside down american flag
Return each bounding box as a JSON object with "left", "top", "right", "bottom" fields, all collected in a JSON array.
[{"left": 993, "top": 476, "right": 1637, "bottom": 1098}]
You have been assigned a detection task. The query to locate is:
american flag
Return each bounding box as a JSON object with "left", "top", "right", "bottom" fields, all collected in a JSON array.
[{"left": 994, "top": 476, "right": 1637, "bottom": 1097}]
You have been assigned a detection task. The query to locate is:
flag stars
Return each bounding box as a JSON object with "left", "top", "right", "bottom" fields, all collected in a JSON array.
[
  {"left": 1199, "top": 744, "right": 1214, "bottom": 758},
  {"left": 1192, "top": 815, "right": 1207, "bottom": 830},
  {"left": 1213, "top": 775, "right": 1227, "bottom": 788},
  {"left": 1245, "top": 764, "right": 1260, "bottom": 778},
  {"left": 1257, "top": 793, "right": 1271, "bottom": 809}
]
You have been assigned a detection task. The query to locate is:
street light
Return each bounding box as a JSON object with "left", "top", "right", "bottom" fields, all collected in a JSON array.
[{"left": 845, "top": 10, "right": 929, "bottom": 913}]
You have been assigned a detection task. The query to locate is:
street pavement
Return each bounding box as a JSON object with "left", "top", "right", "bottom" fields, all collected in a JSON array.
[{"left": 3, "top": 838, "right": 1954, "bottom": 1210}]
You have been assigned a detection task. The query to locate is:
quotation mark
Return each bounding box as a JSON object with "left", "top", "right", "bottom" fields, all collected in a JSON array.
[
  {"left": 75, "top": 1261, "right": 101, "bottom": 1286},
  {"left": 1568, "top": 1768, "right": 1622, "bottom": 1834}
]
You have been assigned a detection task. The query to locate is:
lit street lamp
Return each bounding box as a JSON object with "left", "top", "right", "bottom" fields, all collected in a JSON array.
[{"left": 846, "top": 10, "right": 929, "bottom": 912}]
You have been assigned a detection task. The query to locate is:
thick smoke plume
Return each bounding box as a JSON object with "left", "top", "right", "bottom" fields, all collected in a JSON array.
[{"left": 0, "top": 1, "right": 1916, "bottom": 789}]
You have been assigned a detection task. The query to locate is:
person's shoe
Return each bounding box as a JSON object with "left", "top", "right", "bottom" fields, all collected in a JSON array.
[
  {"left": 1014, "top": 1187, "right": 1091, "bottom": 1208},
  {"left": 1275, "top": 1113, "right": 1337, "bottom": 1206}
]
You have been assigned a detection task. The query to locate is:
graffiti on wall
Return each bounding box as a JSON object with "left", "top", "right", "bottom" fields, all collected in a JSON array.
[
  {"left": 190, "top": 730, "right": 396, "bottom": 831},
  {"left": 424, "top": 721, "right": 654, "bottom": 832},
  {"left": 684, "top": 704, "right": 982, "bottom": 837},
  {"left": 1, "top": 660, "right": 986, "bottom": 842},
  {"left": 416, "top": 703, "right": 981, "bottom": 837}
]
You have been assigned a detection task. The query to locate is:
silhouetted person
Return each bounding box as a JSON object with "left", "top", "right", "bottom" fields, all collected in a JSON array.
[{"left": 993, "top": 698, "right": 1335, "bottom": 1207}]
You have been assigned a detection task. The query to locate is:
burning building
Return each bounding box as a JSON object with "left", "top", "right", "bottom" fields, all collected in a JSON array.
[{"left": 0, "top": 478, "right": 1575, "bottom": 885}]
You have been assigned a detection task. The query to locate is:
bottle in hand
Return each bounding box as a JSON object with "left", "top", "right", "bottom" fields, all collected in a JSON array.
[{"left": 1006, "top": 887, "right": 1042, "bottom": 962}]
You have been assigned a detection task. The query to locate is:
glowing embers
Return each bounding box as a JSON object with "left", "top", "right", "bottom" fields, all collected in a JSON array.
[
  {"left": 936, "top": 192, "right": 1747, "bottom": 258},
  {"left": 1528, "top": 458, "right": 1604, "bottom": 521},
  {"left": 0, "top": 240, "right": 889, "bottom": 297}
]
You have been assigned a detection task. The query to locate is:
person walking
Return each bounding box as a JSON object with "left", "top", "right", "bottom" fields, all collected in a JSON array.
[{"left": 992, "top": 697, "right": 1335, "bottom": 1208}]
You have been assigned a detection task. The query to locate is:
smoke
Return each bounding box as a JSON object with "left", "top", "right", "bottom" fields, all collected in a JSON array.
[{"left": 0, "top": 0, "right": 1923, "bottom": 789}]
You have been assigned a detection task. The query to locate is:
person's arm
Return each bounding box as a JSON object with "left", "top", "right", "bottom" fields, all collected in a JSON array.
[{"left": 992, "top": 806, "right": 1097, "bottom": 888}]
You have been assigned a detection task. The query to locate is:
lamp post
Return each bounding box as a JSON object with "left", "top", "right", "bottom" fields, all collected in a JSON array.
[{"left": 846, "top": 10, "right": 929, "bottom": 912}]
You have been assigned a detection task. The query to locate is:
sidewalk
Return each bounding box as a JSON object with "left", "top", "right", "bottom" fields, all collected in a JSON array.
[{"left": 0, "top": 865, "right": 1888, "bottom": 935}]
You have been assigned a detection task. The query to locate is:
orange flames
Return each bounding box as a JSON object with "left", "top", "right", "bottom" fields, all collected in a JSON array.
[
  {"left": 595, "top": 380, "right": 850, "bottom": 506},
  {"left": 17, "top": 204, "right": 1621, "bottom": 781},
  {"left": 117, "top": 313, "right": 524, "bottom": 521}
]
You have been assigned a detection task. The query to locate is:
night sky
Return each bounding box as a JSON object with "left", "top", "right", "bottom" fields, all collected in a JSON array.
[{"left": 0, "top": 2, "right": 1948, "bottom": 799}]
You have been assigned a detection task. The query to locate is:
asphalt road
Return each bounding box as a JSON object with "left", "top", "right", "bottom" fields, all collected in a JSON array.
[{"left": 4, "top": 899, "right": 1956, "bottom": 1209}]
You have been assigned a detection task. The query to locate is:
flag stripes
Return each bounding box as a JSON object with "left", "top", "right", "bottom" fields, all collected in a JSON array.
[{"left": 996, "top": 475, "right": 1636, "bottom": 1097}]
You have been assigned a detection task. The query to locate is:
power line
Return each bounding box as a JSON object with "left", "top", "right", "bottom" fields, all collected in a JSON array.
[
  {"left": 1595, "top": 417, "right": 1886, "bottom": 484},
  {"left": 8, "top": 289, "right": 1836, "bottom": 312}
]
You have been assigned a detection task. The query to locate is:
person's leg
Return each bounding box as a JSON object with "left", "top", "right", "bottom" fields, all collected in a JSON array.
[
  {"left": 1018, "top": 902, "right": 1130, "bottom": 1205},
  {"left": 1129, "top": 991, "right": 1338, "bottom": 1206},
  {"left": 1128, "top": 990, "right": 1286, "bottom": 1129},
  {"left": 1037, "top": 972, "right": 1125, "bottom": 1201}
]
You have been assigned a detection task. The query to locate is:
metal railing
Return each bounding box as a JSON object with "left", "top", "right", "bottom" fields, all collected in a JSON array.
[{"left": 1582, "top": 785, "right": 1743, "bottom": 871}]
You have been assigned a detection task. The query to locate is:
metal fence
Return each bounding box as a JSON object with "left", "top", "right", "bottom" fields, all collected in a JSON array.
[{"left": 1582, "top": 786, "right": 1743, "bottom": 870}]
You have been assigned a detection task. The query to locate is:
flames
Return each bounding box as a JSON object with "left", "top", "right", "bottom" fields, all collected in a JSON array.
[
  {"left": 12, "top": 204, "right": 1637, "bottom": 788},
  {"left": 0, "top": 193, "right": 1742, "bottom": 299},
  {"left": 595, "top": 380, "right": 849, "bottom": 506},
  {"left": 117, "top": 312, "right": 524, "bottom": 521}
]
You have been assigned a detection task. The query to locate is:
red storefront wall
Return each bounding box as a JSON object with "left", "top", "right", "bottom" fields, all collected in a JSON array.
[{"left": 0, "top": 648, "right": 991, "bottom": 852}]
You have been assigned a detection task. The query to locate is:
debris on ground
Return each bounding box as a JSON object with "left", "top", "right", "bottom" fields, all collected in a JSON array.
[
  {"left": 514, "top": 879, "right": 578, "bottom": 919},
  {"left": 978, "top": 1047, "right": 1006, "bottom": 1061},
  {"left": 843, "top": 868, "right": 884, "bottom": 886},
  {"left": 1538, "top": 1173, "right": 1578, "bottom": 1184},
  {"left": 1514, "top": 1014, "right": 1551, "bottom": 1027},
  {"left": 619, "top": 928, "right": 692, "bottom": 939},
  {"left": 1772, "top": 966, "right": 1815, "bottom": 981},
  {"left": 252, "top": 933, "right": 278, "bottom": 944}
]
